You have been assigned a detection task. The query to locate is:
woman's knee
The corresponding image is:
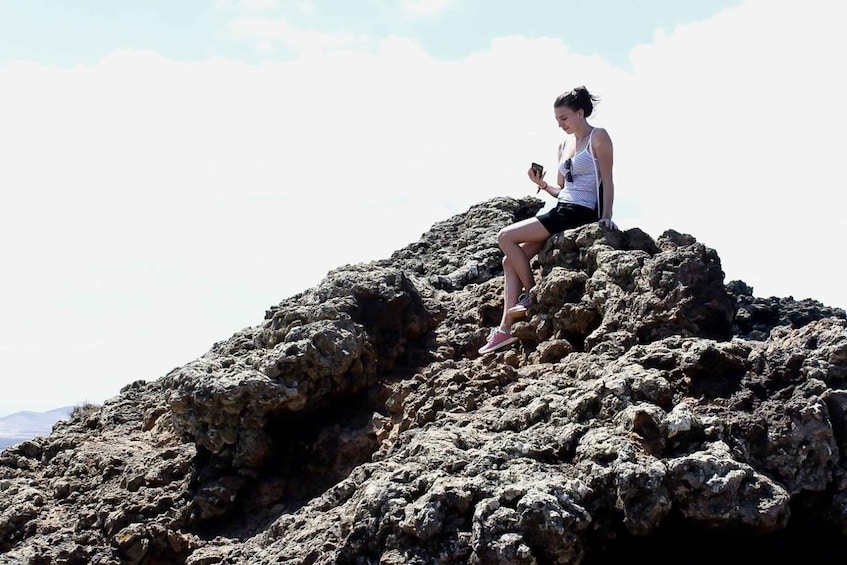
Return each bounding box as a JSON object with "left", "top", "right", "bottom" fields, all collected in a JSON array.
[{"left": 496, "top": 228, "right": 514, "bottom": 249}]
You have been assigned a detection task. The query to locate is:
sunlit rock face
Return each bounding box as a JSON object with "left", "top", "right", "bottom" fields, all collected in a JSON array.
[{"left": 2, "top": 196, "right": 846, "bottom": 565}]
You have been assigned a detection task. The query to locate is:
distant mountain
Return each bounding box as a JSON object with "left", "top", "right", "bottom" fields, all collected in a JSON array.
[{"left": 0, "top": 407, "right": 74, "bottom": 450}]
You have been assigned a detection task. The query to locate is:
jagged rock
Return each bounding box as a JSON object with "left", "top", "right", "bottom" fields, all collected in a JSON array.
[{"left": 2, "top": 196, "right": 846, "bottom": 564}]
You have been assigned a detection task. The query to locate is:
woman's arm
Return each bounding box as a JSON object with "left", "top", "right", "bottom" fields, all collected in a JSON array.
[{"left": 593, "top": 128, "right": 615, "bottom": 225}]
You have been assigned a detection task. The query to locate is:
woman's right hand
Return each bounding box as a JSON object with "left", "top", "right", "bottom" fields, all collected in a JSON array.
[{"left": 528, "top": 166, "right": 545, "bottom": 191}]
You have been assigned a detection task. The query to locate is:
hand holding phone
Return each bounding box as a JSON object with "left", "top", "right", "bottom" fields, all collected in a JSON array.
[
  {"left": 531, "top": 162, "right": 544, "bottom": 176},
  {"left": 530, "top": 162, "right": 545, "bottom": 192}
]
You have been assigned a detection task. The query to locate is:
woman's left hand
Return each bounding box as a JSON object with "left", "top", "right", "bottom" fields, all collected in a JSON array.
[{"left": 599, "top": 218, "right": 618, "bottom": 230}]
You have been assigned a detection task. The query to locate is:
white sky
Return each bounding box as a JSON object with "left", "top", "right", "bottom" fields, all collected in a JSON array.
[{"left": 1, "top": 0, "right": 845, "bottom": 416}]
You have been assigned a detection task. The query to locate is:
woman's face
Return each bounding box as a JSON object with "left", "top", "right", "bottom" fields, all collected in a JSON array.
[{"left": 555, "top": 106, "right": 582, "bottom": 134}]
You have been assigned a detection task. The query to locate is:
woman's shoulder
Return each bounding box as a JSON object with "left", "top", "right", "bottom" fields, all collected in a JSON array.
[
  {"left": 591, "top": 127, "right": 613, "bottom": 147},
  {"left": 591, "top": 126, "right": 611, "bottom": 139}
]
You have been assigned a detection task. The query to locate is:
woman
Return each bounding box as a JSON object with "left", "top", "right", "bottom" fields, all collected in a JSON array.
[{"left": 478, "top": 85, "right": 617, "bottom": 355}]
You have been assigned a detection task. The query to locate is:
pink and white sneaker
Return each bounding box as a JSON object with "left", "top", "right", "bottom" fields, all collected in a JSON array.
[{"left": 478, "top": 328, "right": 519, "bottom": 355}]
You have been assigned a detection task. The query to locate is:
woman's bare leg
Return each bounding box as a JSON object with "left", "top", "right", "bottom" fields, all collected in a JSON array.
[
  {"left": 496, "top": 218, "right": 550, "bottom": 330},
  {"left": 499, "top": 240, "right": 545, "bottom": 330}
]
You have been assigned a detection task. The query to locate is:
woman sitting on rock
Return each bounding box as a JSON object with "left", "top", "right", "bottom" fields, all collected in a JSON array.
[{"left": 479, "top": 85, "right": 617, "bottom": 355}]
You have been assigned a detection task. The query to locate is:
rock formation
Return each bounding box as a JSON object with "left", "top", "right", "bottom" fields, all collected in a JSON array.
[{"left": 1, "top": 196, "right": 845, "bottom": 564}]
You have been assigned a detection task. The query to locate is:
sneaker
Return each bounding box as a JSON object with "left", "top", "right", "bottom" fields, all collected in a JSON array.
[
  {"left": 478, "top": 328, "right": 519, "bottom": 355},
  {"left": 507, "top": 292, "right": 532, "bottom": 319}
]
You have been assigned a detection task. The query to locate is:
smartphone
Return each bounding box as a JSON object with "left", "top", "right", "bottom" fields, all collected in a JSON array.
[{"left": 531, "top": 162, "right": 544, "bottom": 176}]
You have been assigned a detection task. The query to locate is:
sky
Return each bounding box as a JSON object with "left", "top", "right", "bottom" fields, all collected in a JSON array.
[{"left": 1, "top": 0, "right": 845, "bottom": 417}]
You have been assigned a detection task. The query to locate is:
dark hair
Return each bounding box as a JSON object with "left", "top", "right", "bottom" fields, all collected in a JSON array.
[{"left": 554, "top": 86, "right": 600, "bottom": 117}]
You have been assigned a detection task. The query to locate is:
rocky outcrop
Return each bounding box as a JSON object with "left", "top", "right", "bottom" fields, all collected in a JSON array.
[{"left": 1, "top": 196, "right": 845, "bottom": 564}]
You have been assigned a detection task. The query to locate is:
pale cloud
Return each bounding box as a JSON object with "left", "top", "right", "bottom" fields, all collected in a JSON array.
[
  {"left": 293, "top": 0, "right": 318, "bottom": 16},
  {"left": 1, "top": 0, "right": 845, "bottom": 415},
  {"left": 256, "top": 39, "right": 277, "bottom": 54},
  {"left": 215, "top": 0, "right": 280, "bottom": 10},
  {"left": 401, "top": 0, "right": 458, "bottom": 17},
  {"left": 216, "top": 0, "right": 314, "bottom": 15},
  {"left": 242, "top": 0, "right": 279, "bottom": 11},
  {"left": 228, "top": 15, "right": 369, "bottom": 55},
  {"left": 617, "top": 0, "right": 845, "bottom": 306}
]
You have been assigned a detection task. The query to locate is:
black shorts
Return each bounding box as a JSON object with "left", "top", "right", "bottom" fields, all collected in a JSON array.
[{"left": 536, "top": 202, "right": 597, "bottom": 235}]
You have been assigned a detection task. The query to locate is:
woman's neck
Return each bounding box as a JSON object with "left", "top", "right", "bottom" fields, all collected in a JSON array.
[{"left": 573, "top": 124, "right": 593, "bottom": 140}]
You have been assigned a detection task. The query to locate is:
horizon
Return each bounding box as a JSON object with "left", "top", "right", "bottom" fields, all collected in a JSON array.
[{"left": 2, "top": 0, "right": 845, "bottom": 417}]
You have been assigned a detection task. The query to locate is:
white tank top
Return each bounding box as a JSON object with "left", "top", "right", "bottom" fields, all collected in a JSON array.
[{"left": 557, "top": 128, "right": 600, "bottom": 212}]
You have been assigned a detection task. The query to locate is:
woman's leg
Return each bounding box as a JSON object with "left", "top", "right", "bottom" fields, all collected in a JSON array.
[
  {"left": 497, "top": 218, "right": 550, "bottom": 330},
  {"left": 499, "top": 240, "right": 545, "bottom": 330}
]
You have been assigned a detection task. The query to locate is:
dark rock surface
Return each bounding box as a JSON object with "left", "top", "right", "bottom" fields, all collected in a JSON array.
[{"left": 2, "top": 196, "right": 845, "bottom": 564}]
